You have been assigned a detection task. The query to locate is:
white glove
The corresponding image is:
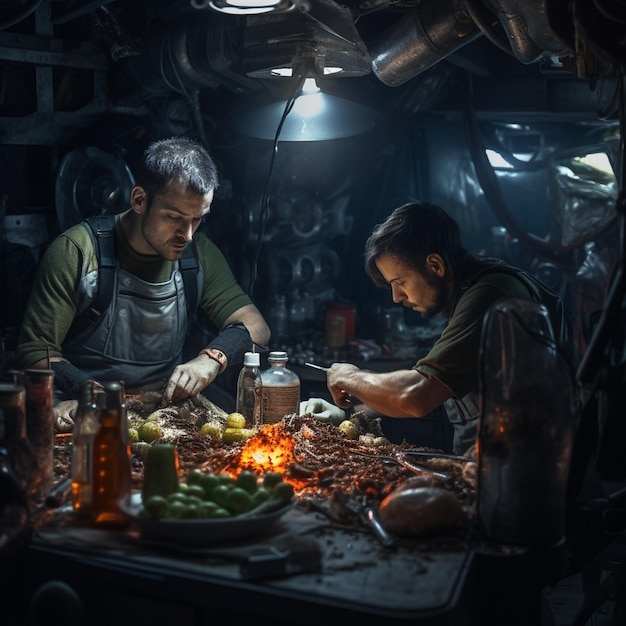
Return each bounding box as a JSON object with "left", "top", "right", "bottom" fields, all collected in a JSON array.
[{"left": 300, "top": 398, "right": 346, "bottom": 426}]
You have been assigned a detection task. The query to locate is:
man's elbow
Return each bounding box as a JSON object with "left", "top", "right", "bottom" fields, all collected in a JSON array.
[{"left": 248, "top": 319, "right": 271, "bottom": 347}]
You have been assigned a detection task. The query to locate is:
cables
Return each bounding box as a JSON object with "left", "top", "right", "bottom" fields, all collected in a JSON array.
[{"left": 247, "top": 72, "right": 307, "bottom": 296}]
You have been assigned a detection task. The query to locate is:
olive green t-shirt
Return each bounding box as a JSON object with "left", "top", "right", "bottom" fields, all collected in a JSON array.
[
  {"left": 415, "top": 256, "right": 532, "bottom": 400},
  {"left": 16, "top": 219, "right": 252, "bottom": 368}
]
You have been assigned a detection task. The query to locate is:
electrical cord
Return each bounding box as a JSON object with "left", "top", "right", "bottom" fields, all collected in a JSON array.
[{"left": 247, "top": 71, "right": 307, "bottom": 296}]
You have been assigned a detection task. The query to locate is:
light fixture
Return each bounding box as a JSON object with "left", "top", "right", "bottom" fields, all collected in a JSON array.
[
  {"left": 194, "top": 0, "right": 298, "bottom": 16},
  {"left": 241, "top": 0, "right": 371, "bottom": 79},
  {"left": 232, "top": 92, "right": 382, "bottom": 141}
]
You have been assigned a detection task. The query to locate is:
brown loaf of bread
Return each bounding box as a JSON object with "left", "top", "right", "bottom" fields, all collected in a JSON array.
[{"left": 378, "top": 485, "right": 464, "bottom": 537}]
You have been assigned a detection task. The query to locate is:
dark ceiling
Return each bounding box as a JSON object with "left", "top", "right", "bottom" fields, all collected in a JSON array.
[{"left": 0, "top": 0, "right": 623, "bottom": 147}]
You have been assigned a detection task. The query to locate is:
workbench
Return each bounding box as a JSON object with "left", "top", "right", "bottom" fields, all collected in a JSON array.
[{"left": 3, "top": 501, "right": 557, "bottom": 626}]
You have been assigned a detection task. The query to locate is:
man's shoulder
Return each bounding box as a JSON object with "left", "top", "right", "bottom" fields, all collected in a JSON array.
[
  {"left": 460, "top": 256, "right": 527, "bottom": 290},
  {"left": 46, "top": 222, "right": 95, "bottom": 257}
]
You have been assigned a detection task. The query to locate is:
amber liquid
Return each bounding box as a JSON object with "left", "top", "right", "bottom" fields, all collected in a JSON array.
[
  {"left": 71, "top": 480, "right": 92, "bottom": 517},
  {"left": 91, "top": 409, "right": 131, "bottom": 528}
]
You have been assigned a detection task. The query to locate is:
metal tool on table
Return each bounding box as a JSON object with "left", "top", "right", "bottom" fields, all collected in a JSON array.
[
  {"left": 361, "top": 505, "right": 396, "bottom": 549},
  {"left": 350, "top": 449, "right": 450, "bottom": 480},
  {"left": 304, "top": 362, "right": 355, "bottom": 405}
]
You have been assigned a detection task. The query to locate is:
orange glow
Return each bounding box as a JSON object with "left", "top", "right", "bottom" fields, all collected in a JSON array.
[
  {"left": 223, "top": 423, "right": 311, "bottom": 492},
  {"left": 229, "top": 423, "right": 295, "bottom": 473}
]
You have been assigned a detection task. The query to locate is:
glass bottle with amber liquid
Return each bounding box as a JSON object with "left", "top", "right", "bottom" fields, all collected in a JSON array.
[
  {"left": 71, "top": 381, "right": 103, "bottom": 518},
  {"left": 23, "top": 369, "right": 55, "bottom": 505},
  {"left": 91, "top": 381, "right": 131, "bottom": 528}
]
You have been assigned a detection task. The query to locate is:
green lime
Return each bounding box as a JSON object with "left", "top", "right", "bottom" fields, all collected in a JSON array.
[
  {"left": 167, "top": 500, "right": 187, "bottom": 519},
  {"left": 251, "top": 487, "right": 270, "bottom": 506},
  {"left": 181, "top": 503, "right": 201, "bottom": 519},
  {"left": 236, "top": 470, "right": 259, "bottom": 494},
  {"left": 185, "top": 484, "right": 205, "bottom": 500},
  {"left": 211, "top": 484, "right": 232, "bottom": 509},
  {"left": 198, "top": 473, "right": 219, "bottom": 498},
  {"left": 198, "top": 501, "right": 219, "bottom": 518},
  {"left": 262, "top": 471, "right": 283, "bottom": 489},
  {"left": 186, "top": 495, "right": 204, "bottom": 507},
  {"left": 143, "top": 495, "right": 169, "bottom": 518},
  {"left": 167, "top": 491, "right": 188, "bottom": 504},
  {"left": 272, "top": 481, "right": 294, "bottom": 502},
  {"left": 227, "top": 487, "right": 254, "bottom": 515},
  {"left": 216, "top": 473, "right": 236, "bottom": 487},
  {"left": 209, "top": 507, "right": 232, "bottom": 519},
  {"left": 187, "top": 469, "right": 204, "bottom": 485}
]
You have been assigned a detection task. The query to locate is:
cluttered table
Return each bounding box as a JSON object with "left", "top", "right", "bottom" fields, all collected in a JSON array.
[
  {"left": 21, "top": 502, "right": 475, "bottom": 626},
  {"left": 6, "top": 392, "right": 548, "bottom": 626}
]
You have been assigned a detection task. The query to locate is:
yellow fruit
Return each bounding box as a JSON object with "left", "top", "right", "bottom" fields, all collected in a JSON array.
[
  {"left": 222, "top": 427, "right": 245, "bottom": 444},
  {"left": 226, "top": 412, "right": 246, "bottom": 429},
  {"left": 138, "top": 420, "right": 164, "bottom": 443},
  {"left": 200, "top": 422, "right": 222, "bottom": 439},
  {"left": 128, "top": 428, "right": 139, "bottom": 443},
  {"left": 240, "top": 428, "right": 255, "bottom": 441},
  {"left": 337, "top": 420, "right": 359, "bottom": 440}
]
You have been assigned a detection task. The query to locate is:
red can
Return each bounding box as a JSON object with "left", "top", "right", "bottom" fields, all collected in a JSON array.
[{"left": 325, "top": 301, "right": 356, "bottom": 342}]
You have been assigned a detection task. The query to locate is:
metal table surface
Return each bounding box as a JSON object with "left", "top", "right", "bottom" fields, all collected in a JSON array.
[{"left": 12, "top": 504, "right": 478, "bottom": 626}]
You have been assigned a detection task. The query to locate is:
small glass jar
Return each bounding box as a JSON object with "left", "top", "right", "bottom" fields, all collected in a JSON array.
[{"left": 260, "top": 351, "right": 300, "bottom": 425}]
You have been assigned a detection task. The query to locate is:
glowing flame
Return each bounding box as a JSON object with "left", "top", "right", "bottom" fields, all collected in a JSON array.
[{"left": 236, "top": 423, "right": 296, "bottom": 475}]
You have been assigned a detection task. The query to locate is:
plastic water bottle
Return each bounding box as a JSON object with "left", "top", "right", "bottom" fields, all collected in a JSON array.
[{"left": 236, "top": 351, "right": 263, "bottom": 428}]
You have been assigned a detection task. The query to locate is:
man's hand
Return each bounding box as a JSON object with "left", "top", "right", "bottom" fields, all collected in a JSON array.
[
  {"left": 54, "top": 400, "right": 78, "bottom": 433},
  {"left": 327, "top": 362, "right": 359, "bottom": 408},
  {"left": 300, "top": 398, "right": 346, "bottom": 426},
  {"left": 161, "top": 354, "right": 220, "bottom": 407}
]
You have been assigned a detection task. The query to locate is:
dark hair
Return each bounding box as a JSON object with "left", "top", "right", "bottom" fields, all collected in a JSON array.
[
  {"left": 136, "top": 136, "right": 219, "bottom": 198},
  {"left": 364, "top": 202, "right": 466, "bottom": 287}
]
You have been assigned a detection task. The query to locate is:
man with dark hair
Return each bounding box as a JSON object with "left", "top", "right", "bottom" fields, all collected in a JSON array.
[
  {"left": 17, "top": 136, "right": 270, "bottom": 429},
  {"left": 323, "top": 201, "right": 573, "bottom": 457}
]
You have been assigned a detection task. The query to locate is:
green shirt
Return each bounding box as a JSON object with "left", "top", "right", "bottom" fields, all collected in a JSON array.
[
  {"left": 16, "top": 220, "right": 252, "bottom": 369},
  {"left": 415, "top": 256, "right": 532, "bottom": 400}
]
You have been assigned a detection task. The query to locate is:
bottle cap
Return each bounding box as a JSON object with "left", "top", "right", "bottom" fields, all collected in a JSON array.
[
  {"left": 243, "top": 352, "right": 261, "bottom": 367},
  {"left": 268, "top": 351, "right": 288, "bottom": 363}
]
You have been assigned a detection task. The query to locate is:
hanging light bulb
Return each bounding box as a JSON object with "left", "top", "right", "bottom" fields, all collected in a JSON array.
[{"left": 196, "top": 0, "right": 298, "bottom": 15}]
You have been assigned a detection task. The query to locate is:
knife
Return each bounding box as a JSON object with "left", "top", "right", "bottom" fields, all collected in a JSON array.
[
  {"left": 304, "top": 362, "right": 329, "bottom": 372},
  {"left": 304, "top": 363, "right": 354, "bottom": 405}
]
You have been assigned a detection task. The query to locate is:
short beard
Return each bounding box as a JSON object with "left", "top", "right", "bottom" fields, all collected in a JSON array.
[{"left": 421, "top": 273, "right": 448, "bottom": 320}]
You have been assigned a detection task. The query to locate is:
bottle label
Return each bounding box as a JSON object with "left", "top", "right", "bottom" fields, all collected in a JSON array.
[{"left": 261, "top": 384, "right": 300, "bottom": 424}]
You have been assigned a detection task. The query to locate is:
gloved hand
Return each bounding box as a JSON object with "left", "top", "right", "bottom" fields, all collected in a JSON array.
[
  {"left": 300, "top": 398, "right": 346, "bottom": 426},
  {"left": 53, "top": 400, "right": 78, "bottom": 433},
  {"left": 161, "top": 354, "right": 220, "bottom": 406}
]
